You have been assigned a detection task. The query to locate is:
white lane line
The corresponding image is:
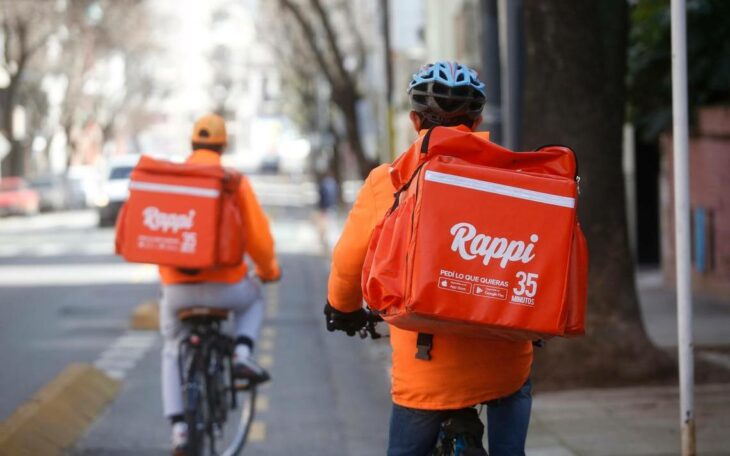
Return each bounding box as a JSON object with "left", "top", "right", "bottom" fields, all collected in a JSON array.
[
  {"left": 95, "top": 358, "right": 139, "bottom": 371},
  {"left": 97, "top": 347, "right": 148, "bottom": 364},
  {"left": 94, "top": 330, "right": 158, "bottom": 381},
  {"left": 34, "top": 244, "right": 68, "bottom": 256},
  {"left": 0, "top": 246, "right": 28, "bottom": 257},
  {"left": 103, "top": 369, "right": 127, "bottom": 381},
  {"left": 0, "top": 264, "right": 159, "bottom": 286},
  {"left": 0, "top": 240, "right": 121, "bottom": 258},
  {"left": 109, "top": 333, "right": 156, "bottom": 349}
]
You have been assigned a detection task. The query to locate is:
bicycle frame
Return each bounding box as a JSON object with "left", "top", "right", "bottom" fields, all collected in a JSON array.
[{"left": 178, "top": 318, "right": 257, "bottom": 456}]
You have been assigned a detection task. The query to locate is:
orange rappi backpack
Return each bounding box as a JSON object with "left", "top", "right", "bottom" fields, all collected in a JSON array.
[
  {"left": 115, "top": 155, "right": 245, "bottom": 269},
  {"left": 362, "top": 127, "right": 588, "bottom": 348}
]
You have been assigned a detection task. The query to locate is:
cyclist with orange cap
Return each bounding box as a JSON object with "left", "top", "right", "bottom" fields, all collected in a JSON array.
[
  {"left": 159, "top": 114, "right": 281, "bottom": 453},
  {"left": 325, "top": 62, "right": 532, "bottom": 455}
]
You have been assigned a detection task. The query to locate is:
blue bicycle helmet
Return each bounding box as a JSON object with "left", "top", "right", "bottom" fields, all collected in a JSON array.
[{"left": 408, "top": 61, "right": 486, "bottom": 126}]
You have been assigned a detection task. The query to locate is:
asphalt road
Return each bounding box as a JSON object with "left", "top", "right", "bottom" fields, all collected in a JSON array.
[
  {"left": 0, "top": 207, "right": 392, "bottom": 455},
  {"left": 0, "top": 210, "right": 158, "bottom": 421}
]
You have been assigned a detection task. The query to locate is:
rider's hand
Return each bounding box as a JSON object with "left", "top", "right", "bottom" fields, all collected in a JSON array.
[
  {"left": 323, "top": 302, "right": 367, "bottom": 337},
  {"left": 259, "top": 269, "right": 282, "bottom": 284},
  {"left": 260, "top": 273, "right": 281, "bottom": 284}
]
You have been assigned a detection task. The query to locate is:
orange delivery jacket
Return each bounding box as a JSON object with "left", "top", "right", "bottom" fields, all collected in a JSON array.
[
  {"left": 328, "top": 126, "right": 533, "bottom": 410},
  {"left": 159, "top": 149, "right": 280, "bottom": 285}
]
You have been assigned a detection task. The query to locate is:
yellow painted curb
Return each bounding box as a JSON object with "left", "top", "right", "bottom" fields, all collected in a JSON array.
[
  {"left": 131, "top": 300, "right": 159, "bottom": 331},
  {"left": 0, "top": 363, "right": 120, "bottom": 456}
]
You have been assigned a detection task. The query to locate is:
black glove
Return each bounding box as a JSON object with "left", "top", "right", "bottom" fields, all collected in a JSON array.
[{"left": 324, "top": 302, "right": 367, "bottom": 337}]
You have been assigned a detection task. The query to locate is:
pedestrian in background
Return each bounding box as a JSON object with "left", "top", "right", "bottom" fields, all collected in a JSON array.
[{"left": 315, "top": 170, "right": 339, "bottom": 252}]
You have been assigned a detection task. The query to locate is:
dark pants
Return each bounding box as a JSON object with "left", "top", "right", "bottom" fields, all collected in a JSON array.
[{"left": 387, "top": 379, "right": 532, "bottom": 456}]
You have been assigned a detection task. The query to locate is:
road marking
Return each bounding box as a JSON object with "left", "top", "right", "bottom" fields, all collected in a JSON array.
[
  {"left": 98, "top": 346, "right": 149, "bottom": 362},
  {"left": 265, "top": 303, "right": 279, "bottom": 318},
  {"left": 0, "top": 243, "right": 114, "bottom": 258},
  {"left": 94, "top": 331, "right": 157, "bottom": 381},
  {"left": 261, "top": 327, "right": 277, "bottom": 338},
  {"left": 265, "top": 283, "right": 279, "bottom": 318},
  {"left": 95, "top": 357, "right": 139, "bottom": 371},
  {"left": 248, "top": 421, "right": 267, "bottom": 442},
  {"left": 0, "top": 364, "right": 119, "bottom": 456},
  {"left": 131, "top": 264, "right": 158, "bottom": 283},
  {"left": 0, "top": 245, "right": 26, "bottom": 256},
  {"left": 101, "top": 368, "right": 127, "bottom": 381},
  {"left": 0, "top": 264, "right": 159, "bottom": 286},
  {"left": 259, "top": 338, "right": 275, "bottom": 352},
  {"left": 256, "top": 395, "right": 269, "bottom": 413},
  {"left": 259, "top": 354, "right": 274, "bottom": 369}
]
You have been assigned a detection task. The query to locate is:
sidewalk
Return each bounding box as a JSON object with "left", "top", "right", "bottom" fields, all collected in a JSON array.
[
  {"left": 527, "top": 383, "right": 730, "bottom": 455},
  {"left": 526, "top": 270, "right": 730, "bottom": 455}
]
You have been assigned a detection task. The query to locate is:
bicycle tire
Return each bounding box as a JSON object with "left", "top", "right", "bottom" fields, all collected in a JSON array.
[
  {"left": 203, "top": 343, "right": 258, "bottom": 456},
  {"left": 178, "top": 323, "right": 259, "bottom": 456},
  {"left": 220, "top": 384, "right": 257, "bottom": 456},
  {"left": 184, "top": 362, "right": 207, "bottom": 456}
]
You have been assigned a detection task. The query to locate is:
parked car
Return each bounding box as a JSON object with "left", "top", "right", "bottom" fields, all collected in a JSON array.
[
  {"left": 0, "top": 177, "right": 40, "bottom": 216},
  {"left": 29, "top": 175, "right": 72, "bottom": 212},
  {"left": 96, "top": 155, "right": 140, "bottom": 226}
]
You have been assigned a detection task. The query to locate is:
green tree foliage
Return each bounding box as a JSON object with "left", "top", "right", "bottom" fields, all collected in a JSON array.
[{"left": 628, "top": 0, "right": 730, "bottom": 140}]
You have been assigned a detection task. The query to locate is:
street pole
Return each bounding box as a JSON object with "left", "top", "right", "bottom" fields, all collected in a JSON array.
[
  {"left": 479, "top": 0, "right": 502, "bottom": 144},
  {"left": 380, "top": 0, "right": 395, "bottom": 162},
  {"left": 497, "top": 0, "right": 523, "bottom": 150},
  {"left": 670, "top": 0, "right": 695, "bottom": 454}
]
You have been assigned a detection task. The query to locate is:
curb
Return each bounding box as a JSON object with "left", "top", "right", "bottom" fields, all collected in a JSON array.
[
  {"left": 131, "top": 300, "right": 159, "bottom": 331},
  {"left": 0, "top": 363, "right": 120, "bottom": 456}
]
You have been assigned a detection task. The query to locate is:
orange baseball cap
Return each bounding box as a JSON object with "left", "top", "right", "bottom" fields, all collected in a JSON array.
[{"left": 191, "top": 113, "right": 227, "bottom": 146}]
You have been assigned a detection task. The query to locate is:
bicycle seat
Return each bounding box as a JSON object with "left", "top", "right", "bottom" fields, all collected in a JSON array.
[{"left": 177, "top": 307, "right": 230, "bottom": 322}]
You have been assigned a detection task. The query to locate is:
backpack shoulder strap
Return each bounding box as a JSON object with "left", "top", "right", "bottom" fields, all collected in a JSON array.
[{"left": 388, "top": 127, "right": 438, "bottom": 214}]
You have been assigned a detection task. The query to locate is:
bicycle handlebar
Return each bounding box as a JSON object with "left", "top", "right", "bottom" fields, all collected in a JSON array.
[{"left": 359, "top": 308, "right": 383, "bottom": 340}]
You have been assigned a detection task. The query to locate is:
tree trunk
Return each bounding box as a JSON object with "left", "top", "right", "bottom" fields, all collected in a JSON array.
[
  {"left": 334, "top": 88, "right": 377, "bottom": 179},
  {"left": 0, "top": 82, "right": 24, "bottom": 177},
  {"left": 522, "top": 0, "right": 674, "bottom": 387}
]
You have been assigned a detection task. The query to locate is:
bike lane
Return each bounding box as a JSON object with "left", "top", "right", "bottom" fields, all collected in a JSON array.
[{"left": 71, "top": 251, "right": 392, "bottom": 456}]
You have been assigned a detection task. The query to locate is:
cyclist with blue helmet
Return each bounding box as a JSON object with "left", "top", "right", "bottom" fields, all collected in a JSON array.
[
  {"left": 325, "top": 61, "right": 532, "bottom": 455},
  {"left": 408, "top": 61, "right": 487, "bottom": 128}
]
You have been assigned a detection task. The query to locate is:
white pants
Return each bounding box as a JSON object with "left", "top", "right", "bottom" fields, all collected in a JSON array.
[{"left": 160, "top": 277, "right": 264, "bottom": 418}]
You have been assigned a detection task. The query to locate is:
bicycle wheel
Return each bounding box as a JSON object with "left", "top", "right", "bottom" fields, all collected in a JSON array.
[
  {"left": 183, "top": 362, "right": 207, "bottom": 456},
  {"left": 206, "top": 347, "right": 257, "bottom": 456},
  {"left": 219, "top": 382, "right": 257, "bottom": 456}
]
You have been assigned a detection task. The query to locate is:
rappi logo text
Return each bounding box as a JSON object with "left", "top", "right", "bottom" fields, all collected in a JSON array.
[
  {"left": 143, "top": 207, "right": 196, "bottom": 233},
  {"left": 450, "top": 222, "right": 538, "bottom": 268}
]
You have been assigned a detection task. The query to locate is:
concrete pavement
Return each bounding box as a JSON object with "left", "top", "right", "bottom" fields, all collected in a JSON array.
[
  {"left": 527, "top": 383, "right": 730, "bottom": 456},
  {"left": 524, "top": 270, "right": 730, "bottom": 455}
]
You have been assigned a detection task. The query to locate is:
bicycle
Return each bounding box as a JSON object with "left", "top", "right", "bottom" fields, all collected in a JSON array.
[
  {"left": 352, "top": 309, "right": 488, "bottom": 456},
  {"left": 176, "top": 307, "right": 258, "bottom": 456}
]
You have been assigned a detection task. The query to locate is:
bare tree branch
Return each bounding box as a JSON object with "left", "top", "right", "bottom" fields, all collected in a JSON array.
[
  {"left": 25, "top": 28, "right": 54, "bottom": 59},
  {"left": 341, "top": 0, "right": 367, "bottom": 74},
  {"left": 309, "top": 0, "right": 349, "bottom": 84},
  {"left": 1, "top": 19, "right": 11, "bottom": 73},
  {"left": 279, "top": 0, "right": 337, "bottom": 88}
]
